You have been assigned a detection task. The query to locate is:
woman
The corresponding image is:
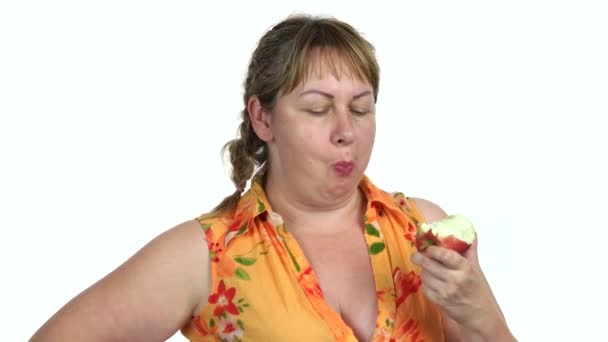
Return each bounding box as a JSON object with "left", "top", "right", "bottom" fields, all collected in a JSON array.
[{"left": 30, "top": 14, "right": 516, "bottom": 342}]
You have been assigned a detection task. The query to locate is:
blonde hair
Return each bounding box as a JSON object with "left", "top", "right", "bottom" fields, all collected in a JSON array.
[{"left": 210, "top": 14, "right": 380, "bottom": 216}]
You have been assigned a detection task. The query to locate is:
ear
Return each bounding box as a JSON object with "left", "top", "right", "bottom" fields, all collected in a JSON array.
[{"left": 247, "top": 96, "right": 273, "bottom": 142}]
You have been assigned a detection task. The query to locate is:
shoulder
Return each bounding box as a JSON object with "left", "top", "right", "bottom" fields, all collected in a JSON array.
[
  {"left": 124, "top": 218, "right": 210, "bottom": 285},
  {"left": 194, "top": 211, "right": 232, "bottom": 240},
  {"left": 29, "top": 219, "right": 211, "bottom": 341},
  {"left": 409, "top": 197, "right": 449, "bottom": 223},
  {"left": 113, "top": 218, "right": 214, "bottom": 319},
  {"left": 159, "top": 218, "right": 209, "bottom": 247},
  {"left": 363, "top": 177, "right": 448, "bottom": 224},
  {"left": 139, "top": 218, "right": 211, "bottom": 256}
]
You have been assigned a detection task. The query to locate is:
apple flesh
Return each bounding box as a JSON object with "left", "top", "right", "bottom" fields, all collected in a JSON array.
[{"left": 416, "top": 214, "right": 476, "bottom": 254}]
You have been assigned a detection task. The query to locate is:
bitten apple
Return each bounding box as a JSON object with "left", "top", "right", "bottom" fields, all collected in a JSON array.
[{"left": 416, "top": 214, "right": 476, "bottom": 254}]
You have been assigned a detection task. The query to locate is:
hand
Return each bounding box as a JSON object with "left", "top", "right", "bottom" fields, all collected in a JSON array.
[{"left": 410, "top": 235, "right": 506, "bottom": 336}]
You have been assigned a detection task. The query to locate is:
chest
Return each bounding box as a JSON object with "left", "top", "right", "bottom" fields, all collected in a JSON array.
[
  {"left": 291, "top": 229, "right": 378, "bottom": 342},
  {"left": 191, "top": 215, "right": 446, "bottom": 342}
]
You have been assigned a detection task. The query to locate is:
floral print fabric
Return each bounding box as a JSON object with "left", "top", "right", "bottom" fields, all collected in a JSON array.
[{"left": 181, "top": 175, "right": 444, "bottom": 341}]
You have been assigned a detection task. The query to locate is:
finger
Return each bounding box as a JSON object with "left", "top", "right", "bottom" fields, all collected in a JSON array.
[
  {"left": 424, "top": 246, "right": 467, "bottom": 270},
  {"left": 420, "top": 270, "right": 459, "bottom": 306},
  {"left": 420, "top": 269, "right": 447, "bottom": 291},
  {"left": 420, "top": 278, "right": 441, "bottom": 305},
  {"left": 411, "top": 252, "right": 451, "bottom": 281}
]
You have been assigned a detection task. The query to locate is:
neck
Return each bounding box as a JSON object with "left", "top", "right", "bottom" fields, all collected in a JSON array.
[{"left": 264, "top": 170, "right": 366, "bottom": 236}]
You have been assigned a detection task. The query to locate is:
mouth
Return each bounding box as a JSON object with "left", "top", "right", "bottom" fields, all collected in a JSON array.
[{"left": 333, "top": 161, "right": 354, "bottom": 176}]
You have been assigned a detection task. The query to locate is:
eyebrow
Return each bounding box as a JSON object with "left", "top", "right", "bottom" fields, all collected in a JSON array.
[{"left": 298, "top": 89, "right": 372, "bottom": 100}]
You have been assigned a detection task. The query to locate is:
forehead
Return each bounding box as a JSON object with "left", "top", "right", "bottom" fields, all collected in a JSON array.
[
  {"left": 295, "top": 74, "right": 372, "bottom": 98},
  {"left": 305, "top": 48, "right": 370, "bottom": 86},
  {"left": 285, "top": 50, "right": 373, "bottom": 97}
]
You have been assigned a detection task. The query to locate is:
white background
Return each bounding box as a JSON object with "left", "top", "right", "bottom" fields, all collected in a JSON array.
[{"left": 1, "top": 1, "right": 607, "bottom": 341}]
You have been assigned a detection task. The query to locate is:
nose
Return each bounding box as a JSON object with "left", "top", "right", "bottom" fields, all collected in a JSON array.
[{"left": 330, "top": 108, "right": 354, "bottom": 146}]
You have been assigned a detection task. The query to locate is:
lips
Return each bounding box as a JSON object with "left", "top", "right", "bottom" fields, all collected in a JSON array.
[{"left": 334, "top": 161, "right": 354, "bottom": 176}]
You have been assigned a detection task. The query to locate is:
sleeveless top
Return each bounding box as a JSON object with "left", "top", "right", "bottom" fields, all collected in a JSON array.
[{"left": 181, "top": 175, "right": 445, "bottom": 341}]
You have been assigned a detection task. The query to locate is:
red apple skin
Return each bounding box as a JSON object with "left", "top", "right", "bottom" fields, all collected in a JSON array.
[
  {"left": 415, "top": 229, "right": 440, "bottom": 252},
  {"left": 415, "top": 229, "right": 472, "bottom": 255}
]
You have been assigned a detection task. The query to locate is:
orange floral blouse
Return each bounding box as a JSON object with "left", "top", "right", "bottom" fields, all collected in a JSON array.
[{"left": 181, "top": 175, "right": 444, "bottom": 341}]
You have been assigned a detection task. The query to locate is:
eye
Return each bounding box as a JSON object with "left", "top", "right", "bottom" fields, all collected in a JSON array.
[
  {"left": 307, "top": 108, "right": 329, "bottom": 115},
  {"left": 350, "top": 108, "right": 370, "bottom": 116}
]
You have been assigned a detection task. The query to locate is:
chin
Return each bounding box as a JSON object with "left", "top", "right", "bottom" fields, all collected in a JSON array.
[{"left": 334, "top": 169, "right": 363, "bottom": 191}]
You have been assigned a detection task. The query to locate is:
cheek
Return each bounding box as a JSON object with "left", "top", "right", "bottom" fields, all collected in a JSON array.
[
  {"left": 299, "top": 126, "right": 330, "bottom": 153},
  {"left": 276, "top": 119, "right": 327, "bottom": 154},
  {"left": 357, "top": 120, "right": 376, "bottom": 148}
]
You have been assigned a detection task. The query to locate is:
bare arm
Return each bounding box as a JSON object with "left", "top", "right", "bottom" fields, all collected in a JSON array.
[
  {"left": 412, "top": 198, "right": 513, "bottom": 342},
  {"left": 30, "top": 219, "right": 210, "bottom": 342}
]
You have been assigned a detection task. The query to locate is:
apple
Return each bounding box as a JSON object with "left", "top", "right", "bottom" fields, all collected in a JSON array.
[{"left": 415, "top": 214, "right": 476, "bottom": 254}]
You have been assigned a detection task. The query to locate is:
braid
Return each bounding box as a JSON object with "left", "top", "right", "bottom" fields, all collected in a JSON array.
[{"left": 208, "top": 109, "right": 266, "bottom": 215}]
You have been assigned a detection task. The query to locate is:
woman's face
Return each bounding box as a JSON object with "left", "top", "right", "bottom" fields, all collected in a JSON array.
[{"left": 265, "top": 61, "right": 376, "bottom": 202}]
